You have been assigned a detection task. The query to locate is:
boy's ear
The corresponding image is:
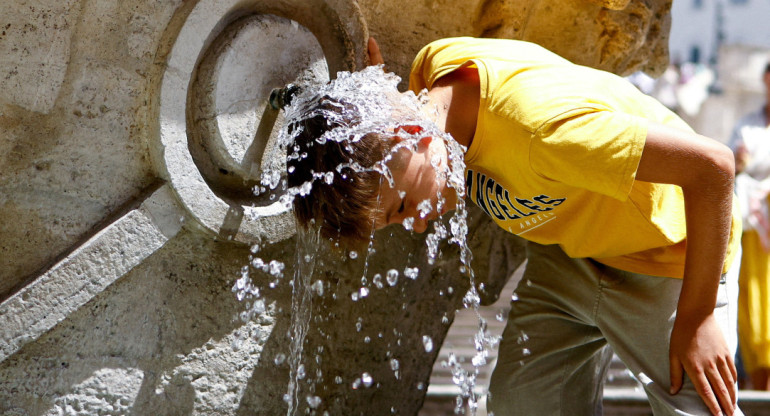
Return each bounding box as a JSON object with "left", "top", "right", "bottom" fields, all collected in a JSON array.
[
  {"left": 390, "top": 130, "right": 432, "bottom": 149},
  {"left": 395, "top": 124, "right": 424, "bottom": 135},
  {"left": 392, "top": 125, "right": 431, "bottom": 146}
]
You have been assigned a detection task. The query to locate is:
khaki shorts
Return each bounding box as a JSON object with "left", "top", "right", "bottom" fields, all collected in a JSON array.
[{"left": 488, "top": 242, "right": 742, "bottom": 416}]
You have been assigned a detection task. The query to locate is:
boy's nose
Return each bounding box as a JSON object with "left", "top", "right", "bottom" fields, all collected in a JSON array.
[{"left": 411, "top": 217, "right": 429, "bottom": 233}]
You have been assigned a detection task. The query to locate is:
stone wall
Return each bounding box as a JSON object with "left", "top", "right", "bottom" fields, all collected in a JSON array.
[
  {"left": 0, "top": 0, "right": 672, "bottom": 414},
  {"left": 358, "top": 0, "right": 672, "bottom": 84}
]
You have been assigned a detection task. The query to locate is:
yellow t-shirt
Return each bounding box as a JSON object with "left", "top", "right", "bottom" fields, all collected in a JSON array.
[{"left": 409, "top": 37, "right": 741, "bottom": 278}]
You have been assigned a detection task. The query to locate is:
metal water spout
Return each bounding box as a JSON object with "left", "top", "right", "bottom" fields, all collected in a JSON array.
[{"left": 270, "top": 84, "right": 301, "bottom": 111}]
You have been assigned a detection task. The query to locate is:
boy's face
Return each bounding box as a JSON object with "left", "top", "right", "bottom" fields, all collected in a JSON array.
[{"left": 374, "top": 135, "right": 458, "bottom": 233}]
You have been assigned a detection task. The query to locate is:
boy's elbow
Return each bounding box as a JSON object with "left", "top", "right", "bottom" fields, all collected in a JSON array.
[
  {"left": 677, "top": 138, "right": 735, "bottom": 195},
  {"left": 685, "top": 140, "right": 735, "bottom": 197},
  {"left": 710, "top": 141, "right": 735, "bottom": 183}
]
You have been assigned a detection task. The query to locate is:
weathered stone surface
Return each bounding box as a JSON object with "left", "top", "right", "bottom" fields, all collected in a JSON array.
[
  {"left": 0, "top": 185, "right": 183, "bottom": 364},
  {"left": 0, "top": 230, "right": 281, "bottom": 415},
  {"left": 0, "top": 0, "right": 174, "bottom": 300},
  {"left": 0, "top": 0, "right": 79, "bottom": 114},
  {"left": 358, "top": 0, "right": 672, "bottom": 83}
]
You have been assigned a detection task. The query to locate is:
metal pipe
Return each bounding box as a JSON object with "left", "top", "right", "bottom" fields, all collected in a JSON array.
[{"left": 269, "top": 84, "right": 301, "bottom": 110}]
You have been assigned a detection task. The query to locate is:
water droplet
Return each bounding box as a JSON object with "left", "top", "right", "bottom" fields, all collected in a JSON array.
[
  {"left": 274, "top": 354, "right": 286, "bottom": 365},
  {"left": 252, "top": 299, "right": 265, "bottom": 314},
  {"left": 402, "top": 216, "right": 415, "bottom": 230},
  {"left": 417, "top": 199, "right": 433, "bottom": 218},
  {"left": 447, "top": 353, "right": 458, "bottom": 366},
  {"left": 306, "top": 395, "right": 322, "bottom": 409},
  {"left": 268, "top": 260, "right": 285, "bottom": 277},
  {"left": 472, "top": 353, "right": 487, "bottom": 366},
  {"left": 251, "top": 257, "right": 265, "bottom": 269},
  {"left": 496, "top": 310, "right": 505, "bottom": 321},
  {"left": 359, "top": 287, "right": 369, "bottom": 298},
  {"left": 362, "top": 372, "right": 373, "bottom": 387},
  {"left": 349, "top": 250, "right": 358, "bottom": 259},
  {"left": 422, "top": 335, "right": 433, "bottom": 352},
  {"left": 236, "top": 276, "right": 247, "bottom": 290},
  {"left": 386, "top": 269, "right": 399, "bottom": 286},
  {"left": 404, "top": 267, "right": 419, "bottom": 280},
  {"left": 312, "top": 280, "right": 324, "bottom": 296},
  {"left": 373, "top": 273, "right": 383, "bottom": 289}
]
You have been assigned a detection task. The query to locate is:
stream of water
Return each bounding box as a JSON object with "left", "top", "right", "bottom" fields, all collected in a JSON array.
[{"left": 233, "top": 66, "right": 501, "bottom": 415}]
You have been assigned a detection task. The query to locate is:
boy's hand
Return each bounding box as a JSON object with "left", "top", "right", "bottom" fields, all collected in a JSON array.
[
  {"left": 368, "top": 37, "right": 385, "bottom": 66},
  {"left": 669, "top": 312, "right": 737, "bottom": 416}
]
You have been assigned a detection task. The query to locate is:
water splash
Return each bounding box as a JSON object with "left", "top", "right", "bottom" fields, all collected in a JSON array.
[
  {"left": 422, "top": 335, "right": 434, "bottom": 353},
  {"left": 386, "top": 269, "right": 399, "bottom": 286},
  {"left": 283, "top": 227, "right": 321, "bottom": 416},
  {"left": 232, "top": 66, "right": 495, "bottom": 415}
]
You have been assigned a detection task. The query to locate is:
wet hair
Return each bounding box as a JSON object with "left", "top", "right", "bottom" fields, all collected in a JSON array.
[
  {"left": 286, "top": 94, "right": 389, "bottom": 249},
  {"left": 278, "top": 66, "right": 444, "bottom": 249}
]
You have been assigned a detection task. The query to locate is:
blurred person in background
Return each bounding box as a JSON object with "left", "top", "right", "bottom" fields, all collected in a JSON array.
[{"left": 729, "top": 62, "right": 770, "bottom": 390}]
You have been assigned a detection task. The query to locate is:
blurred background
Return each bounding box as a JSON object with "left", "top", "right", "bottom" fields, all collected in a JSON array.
[{"left": 632, "top": 0, "right": 770, "bottom": 143}]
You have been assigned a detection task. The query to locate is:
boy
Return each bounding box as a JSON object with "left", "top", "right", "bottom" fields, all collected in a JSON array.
[{"left": 285, "top": 37, "right": 742, "bottom": 415}]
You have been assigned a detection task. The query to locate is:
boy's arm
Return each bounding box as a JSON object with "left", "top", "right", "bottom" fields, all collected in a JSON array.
[
  {"left": 368, "top": 37, "right": 384, "bottom": 66},
  {"left": 636, "top": 122, "right": 737, "bottom": 416}
]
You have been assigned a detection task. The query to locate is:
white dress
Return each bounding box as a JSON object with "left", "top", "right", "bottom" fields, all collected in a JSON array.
[{"left": 730, "top": 107, "right": 770, "bottom": 248}]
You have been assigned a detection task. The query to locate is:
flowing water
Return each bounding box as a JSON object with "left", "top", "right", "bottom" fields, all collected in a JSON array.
[{"left": 233, "top": 66, "right": 502, "bottom": 415}]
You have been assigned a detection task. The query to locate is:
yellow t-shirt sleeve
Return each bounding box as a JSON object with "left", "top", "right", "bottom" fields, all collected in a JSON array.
[
  {"left": 530, "top": 108, "right": 648, "bottom": 201},
  {"left": 409, "top": 37, "right": 479, "bottom": 93}
]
